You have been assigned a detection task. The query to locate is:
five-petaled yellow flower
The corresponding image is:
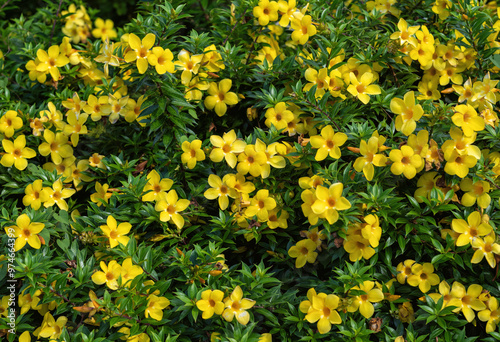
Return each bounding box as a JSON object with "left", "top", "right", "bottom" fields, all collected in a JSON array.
[
  {"left": 310, "top": 125, "right": 348, "bottom": 161},
  {"left": 196, "top": 289, "right": 225, "bottom": 319},
  {"left": 155, "top": 190, "right": 190, "bottom": 228},
  {"left": 222, "top": 286, "right": 255, "bottom": 325},
  {"left": 124, "top": 33, "right": 155, "bottom": 74},
  {"left": 5, "top": 214, "right": 44, "bottom": 251},
  {"left": 204, "top": 79, "right": 239, "bottom": 117},
  {"left": 1, "top": 135, "right": 36, "bottom": 170},
  {"left": 181, "top": 139, "right": 205, "bottom": 169},
  {"left": 100, "top": 215, "right": 132, "bottom": 248}
]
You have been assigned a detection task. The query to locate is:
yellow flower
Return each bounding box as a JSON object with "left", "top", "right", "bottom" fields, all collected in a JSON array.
[
  {"left": 23, "top": 179, "right": 47, "bottom": 210},
  {"left": 288, "top": 239, "right": 318, "bottom": 268},
  {"left": 237, "top": 144, "right": 267, "bottom": 177},
  {"left": 245, "top": 189, "right": 276, "bottom": 222},
  {"left": 389, "top": 145, "right": 423, "bottom": 179},
  {"left": 124, "top": 33, "right": 155, "bottom": 74},
  {"left": 83, "top": 95, "right": 112, "bottom": 121},
  {"left": 460, "top": 178, "right": 491, "bottom": 208},
  {"left": 264, "top": 102, "right": 294, "bottom": 130},
  {"left": 267, "top": 208, "right": 289, "bottom": 229},
  {"left": 155, "top": 190, "right": 190, "bottom": 228},
  {"left": 290, "top": 13, "right": 316, "bottom": 45},
  {"left": 432, "top": 0, "right": 452, "bottom": 20},
  {"left": 347, "top": 281, "right": 384, "bottom": 318},
  {"left": 444, "top": 150, "right": 477, "bottom": 178},
  {"left": 37, "top": 312, "right": 67, "bottom": 341},
  {"left": 5, "top": 214, "right": 44, "bottom": 251},
  {"left": 181, "top": 139, "right": 205, "bottom": 169},
  {"left": 428, "top": 280, "right": 454, "bottom": 308},
  {"left": 396, "top": 259, "right": 416, "bottom": 284},
  {"left": 92, "top": 18, "right": 117, "bottom": 41},
  {"left": 108, "top": 94, "right": 130, "bottom": 124},
  {"left": 209, "top": 130, "right": 246, "bottom": 168},
  {"left": 347, "top": 72, "right": 381, "bottom": 104},
  {"left": 0, "top": 110, "right": 23, "bottom": 137},
  {"left": 91, "top": 260, "right": 122, "bottom": 290},
  {"left": 142, "top": 170, "right": 173, "bottom": 202},
  {"left": 451, "top": 211, "right": 492, "bottom": 246},
  {"left": 390, "top": 18, "right": 419, "bottom": 46},
  {"left": 478, "top": 296, "right": 500, "bottom": 333},
  {"left": 390, "top": 91, "right": 424, "bottom": 136},
  {"left": 175, "top": 49, "right": 203, "bottom": 85},
  {"left": 90, "top": 182, "right": 113, "bottom": 206},
  {"left": 94, "top": 40, "right": 120, "bottom": 76},
  {"left": 204, "top": 174, "right": 236, "bottom": 210},
  {"left": 253, "top": 0, "right": 279, "bottom": 26},
  {"left": 414, "top": 172, "right": 440, "bottom": 202},
  {"left": 304, "top": 293, "right": 342, "bottom": 334},
  {"left": 471, "top": 235, "right": 500, "bottom": 268},
  {"left": 35, "top": 45, "right": 69, "bottom": 80},
  {"left": 311, "top": 183, "right": 351, "bottom": 224},
  {"left": 452, "top": 104, "right": 485, "bottom": 137},
  {"left": 225, "top": 173, "right": 255, "bottom": 194},
  {"left": 100, "top": 215, "right": 131, "bottom": 248},
  {"left": 121, "top": 257, "right": 144, "bottom": 285},
  {"left": 41, "top": 179, "right": 76, "bottom": 211},
  {"left": 1, "top": 135, "right": 36, "bottom": 170},
  {"left": 303, "top": 68, "right": 330, "bottom": 98},
  {"left": 343, "top": 234, "right": 375, "bottom": 262},
  {"left": 204, "top": 79, "right": 239, "bottom": 117},
  {"left": 449, "top": 282, "right": 486, "bottom": 322},
  {"left": 361, "top": 214, "right": 381, "bottom": 248},
  {"left": 145, "top": 295, "right": 170, "bottom": 321},
  {"left": 196, "top": 289, "right": 225, "bottom": 319},
  {"left": 310, "top": 125, "right": 347, "bottom": 161},
  {"left": 38, "top": 130, "right": 74, "bottom": 165},
  {"left": 407, "top": 263, "right": 440, "bottom": 293},
  {"left": 352, "top": 135, "right": 387, "bottom": 181},
  {"left": 89, "top": 153, "right": 105, "bottom": 168},
  {"left": 63, "top": 112, "right": 88, "bottom": 146},
  {"left": 147, "top": 47, "right": 175, "bottom": 75},
  {"left": 201, "top": 44, "right": 225, "bottom": 72},
  {"left": 222, "top": 286, "right": 256, "bottom": 325},
  {"left": 278, "top": 0, "right": 297, "bottom": 27}
]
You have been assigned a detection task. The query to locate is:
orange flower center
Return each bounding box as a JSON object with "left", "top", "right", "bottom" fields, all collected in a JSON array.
[
  {"left": 209, "top": 299, "right": 216, "bottom": 307},
  {"left": 13, "top": 149, "right": 22, "bottom": 158},
  {"left": 153, "top": 184, "right": 162, "bottom": 193},
  {"left": 222, "top": 144, "right": 231, "bottom": 153},
  {"left": 327, "top": 198, "right": 336, "bottom": 207},
  {"left": 109, "top": 230, "right": 118, "bottom": 239},
  {"left": 231, "top": 301, "right": 240, "bottom": 310},
  {"left": 300, "top": 247, "right": 309, "bottom": 255},
  {"left": 167, "top": 205, "right": 176, "bottom": 214},
  {"left": 106, "top": 272, "right": 114, "bottom": 281},
  {"left": 323, "top": 307, "right": 331, "bottom": 317},
  {"left": 50, "top": 142, "right": 59, "bottom": 151},
  {"left": 23, "top": 228, "right": 32, "bottom": 237}
]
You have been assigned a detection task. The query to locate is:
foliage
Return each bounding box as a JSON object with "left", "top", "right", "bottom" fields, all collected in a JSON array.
[{"left": 1, "top": 0, "right": 500, "bottom": 341}]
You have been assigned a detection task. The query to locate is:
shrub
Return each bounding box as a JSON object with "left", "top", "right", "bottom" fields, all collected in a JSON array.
[{"left": 1, "top": 0, "right": 500, "bottom": 341}]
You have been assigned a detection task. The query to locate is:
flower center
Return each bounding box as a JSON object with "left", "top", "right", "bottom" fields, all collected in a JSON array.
[
  {"left": 23, "top": 228, "right": 32, "bottom": 237},
  {"left": 222, "top": 144, "right": 231, "bottom": 153},
  {"left": 13, "top": 149, "right": 22, "bottom": 158},
  {"left": 209, "top": 299, "right": 216, "bottom": 307},
  {"left": 106, "top": 272, "right": 114, "bottom": 281},
  {"left": 401, "top": 157, "right": 410, "bottom": 165},
  {"left": 167, "top": 205, "right": 176, "bottom": 214},
  {"left": 231, "top": 301, "right": 240, "bottom": 310},
  {"left": 50, "top": 142, "right": 59, "bottom": 151},
  {"left": 109, "top": 230, "right": 118, "bottom": 239},
  {"left": 300, "top": 247, "right": 309, "bottom": 255},
  {"left": 323, "top": 307, "right": 331, "bottom": 317},
  {"left": 326, "top": 140, "right": 334, "bottom": 149},
  {"left": 327, "top": 198, "right": 336, "bottom": 207}
]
